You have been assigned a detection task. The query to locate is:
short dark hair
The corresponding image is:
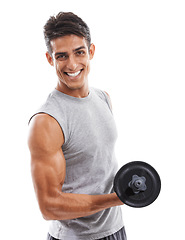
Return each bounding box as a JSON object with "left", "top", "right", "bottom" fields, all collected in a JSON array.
[{"left": 44, "top": 12, "right": 91, "bottom": 55}]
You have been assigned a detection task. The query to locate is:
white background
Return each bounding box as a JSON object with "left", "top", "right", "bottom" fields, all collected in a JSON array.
[{"left": 0, "top": 0, "right": 184, "bottom": 239}]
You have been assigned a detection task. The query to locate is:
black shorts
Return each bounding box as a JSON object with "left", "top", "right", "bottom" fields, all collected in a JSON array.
[{"left": 47, "top": 227, "right": 127, "bottom": 240}]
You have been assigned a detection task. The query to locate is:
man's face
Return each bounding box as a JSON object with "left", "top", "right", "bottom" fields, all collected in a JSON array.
[{"left": 46, "top": 35, "right": 95, "bottom": 95}]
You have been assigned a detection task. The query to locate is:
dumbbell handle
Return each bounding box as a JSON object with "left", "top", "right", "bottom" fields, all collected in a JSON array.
[{"left": 128, "top": 175, "right": 147, "bottom": 194}]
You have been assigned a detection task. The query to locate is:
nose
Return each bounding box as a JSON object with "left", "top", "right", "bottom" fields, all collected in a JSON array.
[{"left": 66, "top": 55, "right": 78, "bottom": 71}]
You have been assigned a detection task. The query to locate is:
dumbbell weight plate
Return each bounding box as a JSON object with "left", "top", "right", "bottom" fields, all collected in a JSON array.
[{"left": 114, "top": 161, "right": 161, "bottom": 208}]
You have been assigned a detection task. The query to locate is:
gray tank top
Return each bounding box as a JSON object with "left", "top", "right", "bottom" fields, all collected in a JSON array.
[{"left": 31, "top": 87, "right": 123, "bottom": 240}]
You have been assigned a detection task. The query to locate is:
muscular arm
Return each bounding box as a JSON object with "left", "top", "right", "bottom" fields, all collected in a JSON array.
[{"left": 28, "top": 114, "right": 123, "bottom": 221}]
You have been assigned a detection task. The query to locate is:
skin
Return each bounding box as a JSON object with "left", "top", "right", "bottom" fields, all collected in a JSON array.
[{"left": 28, "top": 35, "right": 123, "bottom": 221}]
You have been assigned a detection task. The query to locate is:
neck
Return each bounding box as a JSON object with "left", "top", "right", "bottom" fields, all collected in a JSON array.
[{"left": 56, "top": 82, "right": 89, "bottom": 98}]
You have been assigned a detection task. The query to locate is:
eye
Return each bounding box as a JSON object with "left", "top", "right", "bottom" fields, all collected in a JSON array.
[
  {"left": 76, "top": 50, "right": 85, "bottom": 56},
  {"left": 56, "top": 54, "right": 68, "bottom": 60}
]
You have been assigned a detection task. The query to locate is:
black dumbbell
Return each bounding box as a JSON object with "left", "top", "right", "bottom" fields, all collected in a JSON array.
[{"left": 114, "top": 161, "right": 161, "bottom": 208}]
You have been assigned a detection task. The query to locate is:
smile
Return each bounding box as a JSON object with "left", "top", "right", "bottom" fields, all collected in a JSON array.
[{"left": 65, "top": 70, "right": 83, "bottom": 77}]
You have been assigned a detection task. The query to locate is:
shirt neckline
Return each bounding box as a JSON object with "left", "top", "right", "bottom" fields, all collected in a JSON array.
[{"left": 53, "top": 88, "right": 92, "bottom": 102}]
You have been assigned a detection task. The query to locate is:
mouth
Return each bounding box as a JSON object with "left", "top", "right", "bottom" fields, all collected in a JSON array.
[{"left": 64, "top": 69, "right": 83, "bottom": 78}]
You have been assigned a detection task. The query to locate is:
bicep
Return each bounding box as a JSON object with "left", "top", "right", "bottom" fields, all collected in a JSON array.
[
  {"left": 31, "top": 149, "right": 65, "bottom": 206},
  {"left": 28, "top": 114, "right": 66, "bottom": 211}
]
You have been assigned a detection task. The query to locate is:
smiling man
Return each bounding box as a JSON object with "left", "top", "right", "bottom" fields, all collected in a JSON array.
[{"left": 28, "top": 12, "right": 126, "bottom": 240}]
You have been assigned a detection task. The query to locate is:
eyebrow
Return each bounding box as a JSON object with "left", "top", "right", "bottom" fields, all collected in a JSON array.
[
  {"left": 55, "top": 46, "right": 86, "bottom": 57},
  {"left": 74, "top": 46, "right": 86, "bottom": 52}
]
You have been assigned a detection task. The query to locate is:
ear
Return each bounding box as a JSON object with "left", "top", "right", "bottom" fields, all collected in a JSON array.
[
  {"left": 89, "top": 43, "right": 95, "bottom": 60},
  {"left": 46, "top": 52, "right": 54, "bottom": 66}
]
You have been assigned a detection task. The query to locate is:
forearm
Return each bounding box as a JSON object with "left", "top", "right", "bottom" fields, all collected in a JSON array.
[{"left": 42, "top": 191, "right": 123, "bottom": 221}]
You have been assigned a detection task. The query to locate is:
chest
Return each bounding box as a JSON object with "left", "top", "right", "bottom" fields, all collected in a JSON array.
[{"left": 62, "top": 98, "right": 118, "bottom": 154}]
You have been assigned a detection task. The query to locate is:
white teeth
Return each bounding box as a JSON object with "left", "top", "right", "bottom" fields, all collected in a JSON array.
[{"left": 66, "top": 70, "right": 81, "bottom": 77}]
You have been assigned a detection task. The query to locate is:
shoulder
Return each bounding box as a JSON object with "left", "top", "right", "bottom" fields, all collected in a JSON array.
[
  {"left": 92, "top": 88, "right": 112, "bottom": 110},
  {"left": 28, "top": 114, "right": 64, "bottom": 154},
  {"left": 38, "top": 90, "right": 66, "bottom": 112},
  {"left": 91, "top": 87, "right": 110, "bottom": 101},
  {"left": 29, "top": 113, "right": 59, "bottom": 133},
  {"left": 92, "top": 87, "right": 105, "bottom": 98}
]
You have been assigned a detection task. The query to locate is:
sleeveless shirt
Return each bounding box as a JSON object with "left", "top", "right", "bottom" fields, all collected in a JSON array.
[{"left": 30, "top": 87, "right": 123, "bottom": 240}]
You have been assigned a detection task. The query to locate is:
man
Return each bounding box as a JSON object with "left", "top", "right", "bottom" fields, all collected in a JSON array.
[{"left": 28, "top": 12, "right": 126, "bottom": 240}]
